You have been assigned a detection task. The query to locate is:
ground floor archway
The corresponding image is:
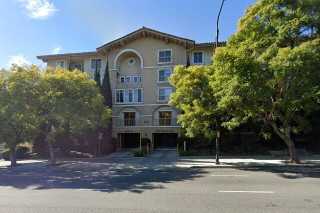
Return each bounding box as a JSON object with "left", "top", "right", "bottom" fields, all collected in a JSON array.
[{"left": 153, "top": 133, "right": 178, "bottom": 149}]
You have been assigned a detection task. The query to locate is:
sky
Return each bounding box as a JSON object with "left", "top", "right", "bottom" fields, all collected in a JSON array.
[{"left": 0, "top": 0, "right": 256, "bottom": 69}]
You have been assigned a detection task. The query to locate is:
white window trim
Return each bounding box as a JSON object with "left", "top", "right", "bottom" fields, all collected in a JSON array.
[
  {"left": 158, "top": 87, "right": 173, "bottom": 102},
  {"left": 119, "top": 75, "right": 143, "bottom": 84},
  {"left": 192, "top": 51, "right": 204, "bottom": 65},
  {"left": 115, "top": 89, "right": 125, "bottom": 104},
  {"left": 115, "top": 88, "right": 144, "bottom": 104},
  {"left": 56, "top": 60, "right": 66, "bottom": 68},
  {"left": 157, "top": 49, "right": 173, "bottom": 64},
  {"left": 157, "top": 67, "right": 172, "bottom": 83},
  {"left": 90, "top": 58, "right": 103, "bottom": 72}
]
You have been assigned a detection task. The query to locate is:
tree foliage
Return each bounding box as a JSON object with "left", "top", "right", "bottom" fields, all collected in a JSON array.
[
  {"left": 170, "top": 66, "right": 228, "bottom": 141},
  {"left": 0, "top": 66, "right": 41, "bottom": 166},
  {"left": 0, "top": 66, "right": 111, "bottom": 166},
  {"left": 38, "top": 68, "right": 111, "bottom": 164},
  {"left": 212, "top": 0, "right": 320, "bottom": 162}
]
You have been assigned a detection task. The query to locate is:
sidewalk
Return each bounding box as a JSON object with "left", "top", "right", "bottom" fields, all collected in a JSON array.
[{"left": 176, "top": 155, "right": 320, "bottom": 168}]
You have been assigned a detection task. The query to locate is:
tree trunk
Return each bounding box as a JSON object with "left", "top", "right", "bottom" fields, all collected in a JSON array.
[
  {"left": 9, "top": 147, "right": 17, "bottom": 167},
  {"left": 283, "top": 134, "right": 299, "bottom": 163},
  {"left": 215, "top": 130, "right": 220, "bottom": 165},
  {"left": 270, "top": 122, "right": 299, "bottom": 163},
  {"left": 47, "top": 142, "right": 56, "bottom": 165}
]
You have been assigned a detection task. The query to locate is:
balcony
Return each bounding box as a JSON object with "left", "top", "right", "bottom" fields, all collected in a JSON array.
[
  {"left": 124, "top": 118, "right": 136, "bottom": 126},
  {"left": 114, "top": 118, "right": 179, "bottom": 127}
]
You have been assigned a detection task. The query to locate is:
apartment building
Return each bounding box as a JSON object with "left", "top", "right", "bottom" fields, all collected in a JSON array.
[{"left": 38, "top": 27, "right": 216, "bottom": 150}]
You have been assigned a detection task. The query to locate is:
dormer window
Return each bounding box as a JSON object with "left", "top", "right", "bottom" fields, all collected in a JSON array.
[{"left": 158, "top": 49, "right": 172, "bottom": 64}]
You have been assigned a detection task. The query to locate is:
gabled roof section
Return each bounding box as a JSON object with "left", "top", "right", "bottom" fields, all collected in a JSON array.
[
  {"left": 37, "top": 51, "right": 98, "bottom": 62},
  {"left": 97, "top": 27, "right": 195, "bottom": 52},
  {"left": 195, "top": 41, "right": 226, "bottom": 48}
]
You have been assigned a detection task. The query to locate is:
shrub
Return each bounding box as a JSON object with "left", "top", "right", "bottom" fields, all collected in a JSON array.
[{"left": 132, "top": 147, "right": 148, "bottom": 157}]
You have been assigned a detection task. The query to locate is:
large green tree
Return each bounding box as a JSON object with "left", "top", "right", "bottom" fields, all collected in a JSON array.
[
  {"left": 212, "top": 0, "right": 320, "bottom": 162},
  {"left": 170, "top": 65, "right": 228, "bottom": 163},
  {"left": 0, "top": 66, "right": 41, "bottom": 167},
  {"left": 37, "top": 68, "right": 111, "bottom": 165}
]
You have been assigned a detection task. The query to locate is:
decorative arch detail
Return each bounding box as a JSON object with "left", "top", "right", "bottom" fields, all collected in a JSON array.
[{"left": 113, "top": 48, "right": 144, "bottom": 70}]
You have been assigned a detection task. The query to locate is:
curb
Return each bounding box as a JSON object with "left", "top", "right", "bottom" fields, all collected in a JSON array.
[{"left": 181, "top": 164, "right": 320, "bottom": 169}]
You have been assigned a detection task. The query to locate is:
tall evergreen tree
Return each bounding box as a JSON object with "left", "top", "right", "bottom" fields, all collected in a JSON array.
[
  {"left": 100, "top": 59, "right": 113, "bottom": 154},
  {"left": 101, "top": 60, "right": 112, "bottom": 107}
]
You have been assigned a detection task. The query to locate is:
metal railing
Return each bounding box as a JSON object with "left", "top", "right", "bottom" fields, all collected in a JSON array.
[{"left": 114, "top": 118, "right": 179, "bottom": 127}]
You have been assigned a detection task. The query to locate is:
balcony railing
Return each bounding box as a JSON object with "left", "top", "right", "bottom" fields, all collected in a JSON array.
[
  {"left": 124, "top": 119, "right": 135, "bottom": 126},
  {"left": 114, "top": 118, "right": 179, "bottom": 127}
]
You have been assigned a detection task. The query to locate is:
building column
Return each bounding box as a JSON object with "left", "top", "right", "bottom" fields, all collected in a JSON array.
[
  {"left": 139, "top": 132, "right": 142, "bottom": 150},
  {"left": 119, "top": 133, "right": 122, "bottom": 151}
]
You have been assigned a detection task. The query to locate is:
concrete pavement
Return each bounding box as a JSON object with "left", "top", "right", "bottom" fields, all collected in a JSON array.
[{"left": 0, "top": 150, "right": 320, "bottom": 212}]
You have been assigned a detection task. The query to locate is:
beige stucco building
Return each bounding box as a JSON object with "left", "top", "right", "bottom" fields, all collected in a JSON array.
[{"left": 38, "top": 27, "right": 216, "bottom": 149}]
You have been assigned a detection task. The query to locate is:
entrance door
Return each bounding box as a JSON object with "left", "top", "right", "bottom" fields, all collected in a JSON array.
[
  {"left": 153, "top": 133, "right": 177, "bottom": 149},
  {"left": 120, "top": 133, "right": 140, "bottom": 148}
]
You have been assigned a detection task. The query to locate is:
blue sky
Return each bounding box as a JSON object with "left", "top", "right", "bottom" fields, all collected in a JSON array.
[{"left": 0, "top": 0, "right": 255, "bottom": 69}]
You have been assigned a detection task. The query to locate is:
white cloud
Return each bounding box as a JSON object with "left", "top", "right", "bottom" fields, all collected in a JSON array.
[
  {"left": 19, "top": 0, "right": 57, "bottom": 19},
  {"left": 51, "top": 46, "right": 62, "bottom": 54},
  {"left": 8, "top": 55, "right": 31, "bottom": 67}
]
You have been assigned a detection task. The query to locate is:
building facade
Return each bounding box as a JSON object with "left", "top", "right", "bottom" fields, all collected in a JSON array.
[{"left": 38, "top": 27, "right": 216, "bottom": 150}]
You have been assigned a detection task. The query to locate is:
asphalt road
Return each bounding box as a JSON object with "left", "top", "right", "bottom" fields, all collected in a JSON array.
[{"left": 0, "top": 152, "right": 319, "bottom": 213}]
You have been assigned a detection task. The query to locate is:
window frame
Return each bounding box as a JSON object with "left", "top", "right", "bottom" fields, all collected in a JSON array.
[
  {"left": 158, "top": 68, "right": 172, "bottom": 83},
  {"left": 123, "top": 111, "right": 136, "bottom": 126},
  {"left": 115, "top": 88, "right": 143, "bottom": 104},
  {"left": 192, "top": 51, "right": 204, "bottom": 65},
  {"left": 158, "top": 110, "right": 172, "bottom": 126},
  {"left": 157, "top": 49, "right": 172, "bottom": 64},
  {"left": 115, "top": 89, "right": 125, "bottom": 103},
  {"left": 158, "top": 87, "right": 173, "bottom": 102},
  {"left": 119, "top": 75, "right": 143, "bottom": 84},
  {"left": 91, "top": 58, "right": 102, "bottom": 71},
  {"left": 56, "top": 60, "right": 65, "bottom": 68}
]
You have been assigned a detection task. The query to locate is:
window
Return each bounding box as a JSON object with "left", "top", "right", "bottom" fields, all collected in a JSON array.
[
  {"left": 56, "top": 61, "right": 65, "bottom": 68},
  {"left": 120, "top": 75, "right": 142, "bottom": 84},
  {"left": 134, "top": 88, "right": 143, "bottom": 103},
  {"left": 128, "top": 58, "right": 136, "bottom": 66},
  {"left": 193, "top": 52, "right": 203, "bottom": 64},
  {"left": 124, "top": 112, "right": 135, "bottom": 126},
  {"left": 125, "top": 89, "right": 134, "bottom": 103},
  {"left": 72, "top": 63, "right": 82, "bottom": 71},
  {"left": 116, "top": 88, "right": 143, "bottom": 103},
  {"left": 158, "top": 68, "right": 172, "bottom": 82},
  {"left": 158, "top": 50, "right": 172, "bottom": 63},
  {"left": 91, "top": 59, "right": 102, "bottom": 71},
  {"left": 116, "top": 90, "right": 124, "bottom": 103},
  {"left": 159, "top": 111, "right": 172, "bottom": 126},
  {"left": 158, "top": 87, "right": 172, "bottom": 101}
]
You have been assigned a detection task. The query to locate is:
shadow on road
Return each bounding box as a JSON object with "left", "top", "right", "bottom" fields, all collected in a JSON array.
[
  {"left": 0, "top": 160, "right": 208, "bottom": 193},
  {"left": 230, "top": 165, "right": 320, "bottom": 179}
]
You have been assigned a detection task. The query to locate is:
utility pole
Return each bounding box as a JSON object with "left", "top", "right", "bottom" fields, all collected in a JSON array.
[{"left": 215, "top": 0, "right": 226, "bottom": 165}]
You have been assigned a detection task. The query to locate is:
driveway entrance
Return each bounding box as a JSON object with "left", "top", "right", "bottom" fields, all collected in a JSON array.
[
  {"left": 153, "top": 133, "right": 177, "bottom": 149},
  {"left": 119, "top": 133, "right": 140, "bottom": 149}
]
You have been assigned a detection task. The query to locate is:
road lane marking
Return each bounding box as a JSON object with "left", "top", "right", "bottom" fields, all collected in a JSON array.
[
  {"left": 211, "top": 174, "right": 248, "bottom": 177},
  {"left": 218, "top": 191, "right": 274, "bottom": 194}
]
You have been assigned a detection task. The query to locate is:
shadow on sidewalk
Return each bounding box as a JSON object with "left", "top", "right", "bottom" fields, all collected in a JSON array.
[{"left": 0, "top": 160, "right": 208, "bottom": 193}]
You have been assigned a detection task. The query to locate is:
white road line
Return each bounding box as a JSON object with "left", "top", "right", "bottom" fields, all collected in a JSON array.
[
  {"left": 211, "top": 174, "right": 248, "bottom": 177},
  {"left": 218, "top": 191, "right": 274, "bottom": 194}
]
